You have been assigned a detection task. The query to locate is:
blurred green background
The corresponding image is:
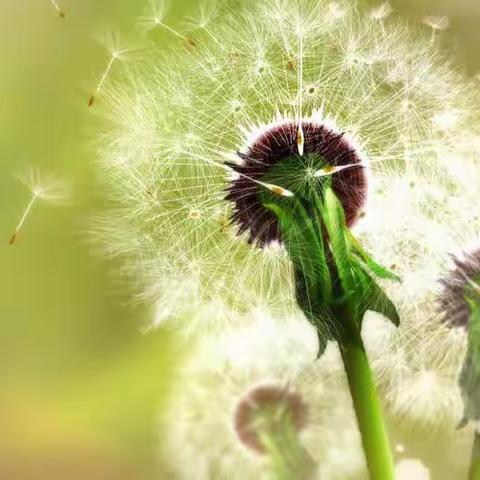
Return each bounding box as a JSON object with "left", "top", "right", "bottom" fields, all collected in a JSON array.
[{"left": 1, "top": 1, "right": 479, "bottom": 479}]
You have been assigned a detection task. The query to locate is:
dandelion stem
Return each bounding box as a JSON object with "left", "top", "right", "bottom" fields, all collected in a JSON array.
[
  {"left": 469, "top": 431, "right": 480, "bottom": 480},
  {"left": 339, "top": 329, "right": 394, "bottom": 480},
  {"left": 10, "top": 193, "right": 38, "bottom": 245}
]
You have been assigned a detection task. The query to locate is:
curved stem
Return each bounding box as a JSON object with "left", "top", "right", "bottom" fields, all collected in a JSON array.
[
  {"left": 339, "top": 333, "right": 395, "bottom": 480},
  {"left": 469, "top": 431, "right": 480, "bottom": 480}
]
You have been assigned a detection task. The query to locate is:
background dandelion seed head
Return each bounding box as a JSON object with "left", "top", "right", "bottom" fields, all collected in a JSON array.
[
  {"left": 233, "top": 383, "right": 308, "bottom": 454},
  {"left": 438, "top": 247, "right": 480, "bottom": 329},
  {"left": 161, "top": 318, "right": 365, "bottom": 480}
]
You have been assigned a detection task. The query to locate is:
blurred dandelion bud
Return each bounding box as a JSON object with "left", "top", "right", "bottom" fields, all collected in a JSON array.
[
  {"left": 10, "top": 168, "right": 69, "bottom": 245},
  {"left": 162, "top": 317, "right": 366, "bottom": 480}
]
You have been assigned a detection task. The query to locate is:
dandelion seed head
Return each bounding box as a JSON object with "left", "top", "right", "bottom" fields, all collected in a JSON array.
[
  {"left": 438, "top": 247, "right": 480, "bottom": 329},
  {"left": 96, "top": 0, "right": 480, "bottom": 341},
  {"left": 234, "top": 384, "right": 307, "bottom": 454},
  {"left": 162, "top": 318, "right": 365, "bottom": 480},
  {"left": 226, "top": 118, "right": 367, "bottom": 246}
]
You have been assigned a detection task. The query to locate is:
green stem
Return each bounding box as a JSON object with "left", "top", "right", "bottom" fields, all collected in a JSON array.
[
  {"left": 469, "top": 431, "right": 480, "bottom": 480},
  {"left": 339, "top": 334, "right": 394, "bottom": 480}
]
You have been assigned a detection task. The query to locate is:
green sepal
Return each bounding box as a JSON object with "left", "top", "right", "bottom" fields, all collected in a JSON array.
[
  {"left": 263, "top": 185, "right": 400, "bottom": 355},
  {"left": 347, "top": 231, "right": 401, "bottom": 282},
  {"left": 352, "top": 261, "right": 400, "bottom": 327},
  {"left": 320, "top": 187, "right": 354, "bottom": 294}
]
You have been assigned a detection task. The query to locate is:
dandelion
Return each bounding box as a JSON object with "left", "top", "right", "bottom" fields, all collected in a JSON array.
[
  {"left": 10, "top": 168, "right": 69, "bottom": 245},
  {"left": 162, "top": 316, "right": 366, "bottom": 480},
  {"left": 50, "top": 0, "right": 66, "bottom": 19},
  {"left": 88, "top": 34, "right": 135, "bottom": 108},
  {"left": 96, "top": 0, "right": 480, "bottom": 475}
]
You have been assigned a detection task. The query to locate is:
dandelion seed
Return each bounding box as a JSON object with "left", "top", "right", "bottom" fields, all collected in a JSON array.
[
  {"left": 423, "top": 15, "right": 450, "bottom": 44},
  {"left": 50, "top": 0, "right": 66, "bottom": 19},
  {"left": 88, "top": 34, "right": 133, "bottom": 107},
  {"left": 138, "top": 0, "right": 196, "bottom": 47},
  {"left": 10, "top": 168, "right": 69, "bottom": 245},
  {"left": 370, "top": 2, "right": 392, "bottom": 22}
]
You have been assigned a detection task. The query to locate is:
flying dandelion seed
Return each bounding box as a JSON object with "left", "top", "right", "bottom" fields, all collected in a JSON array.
[
  {"left": 88, "top": 34, "right": 135, "bottom": 108},
  {"left": 10, "top": 168, "right": 69, "bottom": 245},
  {"left": 369, "top": 2, "right": 393, "bottom": 22},
  {"left": 422, "top": 15, "right": 450, "bottom": 44},
  {"left": 138, "top": 0, "right": 197, "bottom": 47},
  {"left": 162, "top": 317, "right": 367, "bottom": 480},
  {"left": 50, "top": 0, "right": 66, "bottom": 19}
]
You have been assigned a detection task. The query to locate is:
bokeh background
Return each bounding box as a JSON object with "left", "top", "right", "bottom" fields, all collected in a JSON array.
[{"left": 1, "top": 1, "right": 480, "bottom": 479}]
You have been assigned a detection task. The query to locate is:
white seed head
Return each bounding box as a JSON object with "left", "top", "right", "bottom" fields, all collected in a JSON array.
[
  {"left": 161, "top": 317, "right": 365, "bottom": 480},
  {"left": 95, "top": 0, "right": 480, "bottom": 355}
]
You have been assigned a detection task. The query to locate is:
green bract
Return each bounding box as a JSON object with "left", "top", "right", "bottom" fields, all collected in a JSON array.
[{"left": 263, "top": 185, "right": 400, "bottom": 355}]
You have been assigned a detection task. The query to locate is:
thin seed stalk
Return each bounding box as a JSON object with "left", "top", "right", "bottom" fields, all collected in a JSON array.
[
  {"left": 339, "top": 330, "right": 394, "bottom": 480},
  {"left": 469, "top": 431, "right": 480, "bottom": 480}
]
